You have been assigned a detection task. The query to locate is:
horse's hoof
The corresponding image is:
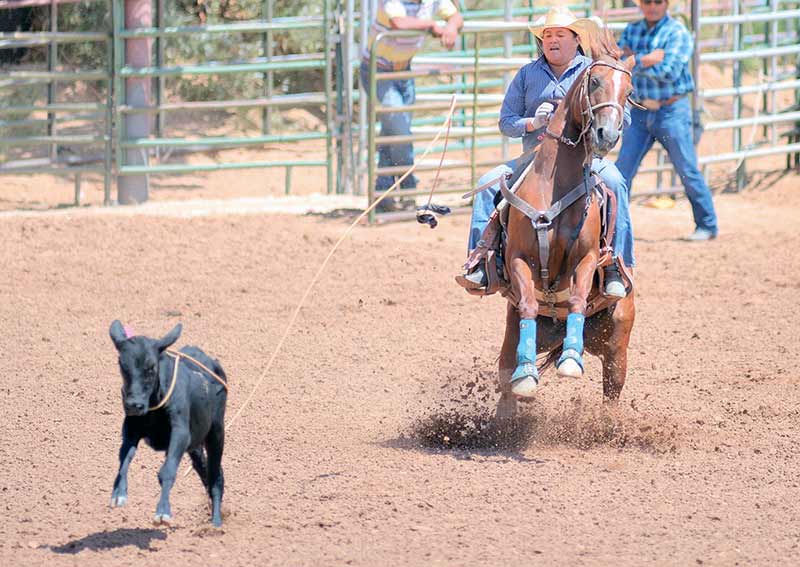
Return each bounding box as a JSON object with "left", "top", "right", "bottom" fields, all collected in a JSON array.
[
  {"left": 110, "top": 495, "right": 127, "bottom": 508},
  {"left": 556, "top": 352, "right": 584, "bottom": 378},
  {"left": 495, "top": 393, "right": 518, "bottom": 419},
  {"left": 153, "top": 513, "right": 172, "bottom": 525},
  {"left": 511, "top": 376, "right": 538, "bottom": 398}
]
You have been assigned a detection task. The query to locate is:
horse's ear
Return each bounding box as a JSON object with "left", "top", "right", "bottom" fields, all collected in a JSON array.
[{"left": 623, "top": 55, "right": 635, "bottom": 72}]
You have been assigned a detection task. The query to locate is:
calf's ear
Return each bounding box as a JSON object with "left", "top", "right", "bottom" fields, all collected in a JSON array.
[
  {"left": 109, "top": 320, "right": 128, "bottom": 351},
  {"left": 156, "top": 323, "right": 182, "bottom": 352}
]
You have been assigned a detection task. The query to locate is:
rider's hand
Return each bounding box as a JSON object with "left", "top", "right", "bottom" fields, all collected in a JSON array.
[{"left": 526, "top": 101, "right": 554, "bottom": 131}]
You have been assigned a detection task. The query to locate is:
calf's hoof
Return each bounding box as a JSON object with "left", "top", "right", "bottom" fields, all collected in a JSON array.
[
  {"left": 153, "top": 513, "right": 172, "bottom": 525},
  {"left": 556, "top": 349, "right": 584, "bottom": 378},
  {"left": 110, "top": 495, "right": 127, "bottom": 508}
]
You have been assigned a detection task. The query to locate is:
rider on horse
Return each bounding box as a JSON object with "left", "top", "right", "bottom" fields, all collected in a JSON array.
[{"left": 456, "top": 7, "right": 634, "bottom": 298}]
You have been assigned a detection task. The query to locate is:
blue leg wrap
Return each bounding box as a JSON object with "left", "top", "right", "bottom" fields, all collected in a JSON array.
[
  {"left": 512, "top": 319, "right": 539, "bottom": 382},
  {"left": 558, "top": 313, "right": 586, "bottom": 371}
]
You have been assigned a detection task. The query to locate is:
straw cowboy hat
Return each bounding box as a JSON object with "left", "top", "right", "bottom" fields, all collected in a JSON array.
[{"left": 529, "top": 7, "right": 601, "bottom": 56}]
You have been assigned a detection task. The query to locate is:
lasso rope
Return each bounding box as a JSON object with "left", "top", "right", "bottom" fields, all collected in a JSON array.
[{"left": 180, "top": 96, "right": 459, "bottom": 478}]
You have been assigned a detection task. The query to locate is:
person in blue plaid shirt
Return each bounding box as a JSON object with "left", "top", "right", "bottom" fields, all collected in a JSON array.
[{"left": 615, "top": 0, "right": 719, "bottom": 241}]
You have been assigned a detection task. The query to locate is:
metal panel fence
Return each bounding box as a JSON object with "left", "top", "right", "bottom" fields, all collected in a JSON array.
[{"left": 1, "top": 0, "right": 798, "bottom": 208}]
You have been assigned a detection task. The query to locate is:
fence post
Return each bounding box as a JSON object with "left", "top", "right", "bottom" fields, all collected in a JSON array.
[
  {"left": 47, "top": 0, "right": 58, "bottom": 162},
  {"left": 732, "top": 0, "right": 745, "bottom": 192},
  {"left": 324, "top": 0, "right": 335, "bottom": 195},
  {"left": 117, "top": 0, "right": 152, "bottom": 204}
]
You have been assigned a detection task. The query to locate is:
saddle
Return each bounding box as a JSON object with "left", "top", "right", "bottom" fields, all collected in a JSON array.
[{"left": 461, "top": 165, "right": 633, "bottom": 320}]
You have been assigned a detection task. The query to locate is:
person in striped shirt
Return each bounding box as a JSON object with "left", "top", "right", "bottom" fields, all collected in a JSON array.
[
  {"left": 457, "top": 7, "right": 633, "bottom": 298},
  {"left": 360, "top": 0, "right": 463, "bottom": 212},
  {"left": 615, "top": 0, "right": 719, "bottom": 241}
]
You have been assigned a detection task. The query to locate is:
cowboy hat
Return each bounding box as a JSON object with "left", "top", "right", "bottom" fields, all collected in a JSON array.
[{"left": 529, "top": 7, "right": 601, "bottom": 56}]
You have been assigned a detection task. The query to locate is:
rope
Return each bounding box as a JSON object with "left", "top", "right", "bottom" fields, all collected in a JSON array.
[
  {"left": 148, "top": 349, "right": 228, "bottom": 412},
  {"left": 421, "top": 99, "right": 455, "bottom": 211},
  {"left": 177, "top": 95, "right": 459, "bottom": 481}
]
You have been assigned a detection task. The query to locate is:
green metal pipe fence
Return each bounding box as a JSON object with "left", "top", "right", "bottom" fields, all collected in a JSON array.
[
  {"left": 0, "top": 0, "right": 112, "bottom": 204},
  {"left": 1, "top": 1, "right": 800, "bottom": 209}
]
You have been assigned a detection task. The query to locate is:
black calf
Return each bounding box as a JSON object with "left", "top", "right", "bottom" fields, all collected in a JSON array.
[{"left": 108, "top": 320, "right": 228, "bottom": 526}]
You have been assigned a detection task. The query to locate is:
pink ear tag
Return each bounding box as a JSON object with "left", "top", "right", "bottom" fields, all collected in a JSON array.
[{"left": 123, "top": 325, "right": 135, "bottom": 339}]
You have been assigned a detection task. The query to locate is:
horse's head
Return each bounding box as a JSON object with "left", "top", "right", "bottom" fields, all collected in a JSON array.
[
  {"left": 567, "top": 57, "right": 635, "bottom": 156},
  {"left": 560, "top": 25, "right": 636, "bottom": 157}
]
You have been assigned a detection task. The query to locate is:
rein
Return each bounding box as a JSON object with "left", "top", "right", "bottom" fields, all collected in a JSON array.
[
  {"left": 148, "top": 348, "right": 228, "bottom": 412},
  {"left": 545, "top": 60, "right": 633, "bottom": 152}
]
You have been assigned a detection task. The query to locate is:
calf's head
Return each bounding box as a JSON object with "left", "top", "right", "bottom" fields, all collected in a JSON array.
[{"left": 109, "top": 320, "right": 182, "bottom": 416}]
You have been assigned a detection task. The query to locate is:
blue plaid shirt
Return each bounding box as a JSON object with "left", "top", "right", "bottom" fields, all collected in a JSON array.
[
  {"left": 499, "top": 55, "right": 630, "bottom": 152},
  {"left": 618, "top": 14, "right": 695, "bottom": 101}
]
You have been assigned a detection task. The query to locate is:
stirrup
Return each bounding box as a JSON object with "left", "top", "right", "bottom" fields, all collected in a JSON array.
[
  {"left": 603, "top": 265, "right": 626, "bottom": 298},
  {"left": 455, "top": 262, "right": 488, "bottom": 290}
]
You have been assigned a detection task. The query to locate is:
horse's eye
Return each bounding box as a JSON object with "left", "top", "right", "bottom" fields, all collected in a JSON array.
[{"left": 590, "top": 76, "right": 601, "bottom": 92}]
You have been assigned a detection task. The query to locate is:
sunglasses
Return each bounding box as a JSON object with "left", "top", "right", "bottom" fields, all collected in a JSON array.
[{"left": 642, "top": 0, "right": 665, "bottom": 4}]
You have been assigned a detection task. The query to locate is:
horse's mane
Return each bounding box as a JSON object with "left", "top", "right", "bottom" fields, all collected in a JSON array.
[{"left": 588, "top": 26, "right": 622, "bottom": 63}]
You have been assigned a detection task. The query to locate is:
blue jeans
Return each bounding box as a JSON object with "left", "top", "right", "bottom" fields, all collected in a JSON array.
[
  {"left": 615, "top": 97, "right": 718, "bottom": 235},
  {"left": 360, "top": 62, "right": 418, "bottom": 191},
  {"left": 468, "top": 156, "right": 635, "bottom": 267}
]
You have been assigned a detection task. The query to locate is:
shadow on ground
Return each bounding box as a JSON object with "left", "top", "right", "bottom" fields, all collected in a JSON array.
[{"left": 49, "top": 528, "right": 167, "bottom": 554}]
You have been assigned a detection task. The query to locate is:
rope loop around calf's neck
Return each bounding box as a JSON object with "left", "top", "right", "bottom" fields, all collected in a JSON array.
[{"left": 148, "top": 348, "right": 228, "bottom": 412}]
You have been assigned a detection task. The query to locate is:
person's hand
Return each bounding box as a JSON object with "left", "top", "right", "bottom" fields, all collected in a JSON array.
[
  {"left": 439, "top": 27, "right": 458, "bottom": 49},
  {"left": 431, "top": 23, "right": 457, "bottom": 49},
  {"left": 640, "top": 48, "right": 665, "bottom": 68},
  {"left": 526, "top": 101, "right": 554, "bottom": 131}
]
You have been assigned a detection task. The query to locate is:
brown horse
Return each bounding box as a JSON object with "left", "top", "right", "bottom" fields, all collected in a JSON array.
[{"left": 496, "top": 32, "right": 636, "bottom": 419}]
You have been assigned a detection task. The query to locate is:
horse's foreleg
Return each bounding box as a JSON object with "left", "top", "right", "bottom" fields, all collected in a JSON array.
[
  {"left": 602, "top": 293, "right": 635, "bottom": 400},
  {"left": 509, "top": 255, "right": 540, "bottom": 398},
  {"left": 557, "top": 253, "right": 598, "bottom": 379},
  {"left": 497, "top": 303, "right": 520, "bottom": 419}
]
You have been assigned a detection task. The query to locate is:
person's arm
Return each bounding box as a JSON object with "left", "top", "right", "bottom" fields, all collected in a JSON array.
[
  {"left": 498, "top": 68, "right": 530, "bottom": 139},
  {"left": 388, "top": 16, "right": 436, "bottom": 31},
  {"left": 636, "top": 26, "right": 693, "bottom": 83},
  {"left": 383, "top": 0, "right": 432, "bottom": 31},
  {"left": 432, "top": 2, "right": 463, "bottom": 49}
]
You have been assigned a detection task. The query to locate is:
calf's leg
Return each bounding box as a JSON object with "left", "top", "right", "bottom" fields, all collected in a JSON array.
[
  {"left": 205, "top": 422, "right": 225, "bottom": 527},
  {"left": 189, "top": 447, "right": 208, "bottom": 489},
  {"left": 111, "top": 421, "right": 140, "bottom": 507},
  {"left": 154, "top": 426, "right": 190, "bottom": 524}
]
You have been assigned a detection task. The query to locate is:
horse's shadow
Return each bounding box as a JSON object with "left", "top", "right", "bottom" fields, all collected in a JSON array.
[{"left": 49, "top": 527, "right": 167, "bottom": 554}]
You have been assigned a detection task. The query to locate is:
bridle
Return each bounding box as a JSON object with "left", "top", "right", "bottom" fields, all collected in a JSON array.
[{"left": 545, "top": 60, "right": 635, "bottom": 153}]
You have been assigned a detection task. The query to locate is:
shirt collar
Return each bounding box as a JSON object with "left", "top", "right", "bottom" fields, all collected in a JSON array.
[
  {"left": 536, "top": 54, "right": 589, "bottom": 81},
  {"left": 643, "top": 14, "right": 671, "bottom": 33}
]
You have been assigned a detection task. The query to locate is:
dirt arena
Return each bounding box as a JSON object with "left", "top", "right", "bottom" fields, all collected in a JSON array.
[{"left": 2, "top": 167, "right": 800, "bottom": 566}]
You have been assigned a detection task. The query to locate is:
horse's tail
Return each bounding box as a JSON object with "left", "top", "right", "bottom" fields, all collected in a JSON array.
[{"left": 539, "top": 344, "right": 564, "bottom": 373}]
